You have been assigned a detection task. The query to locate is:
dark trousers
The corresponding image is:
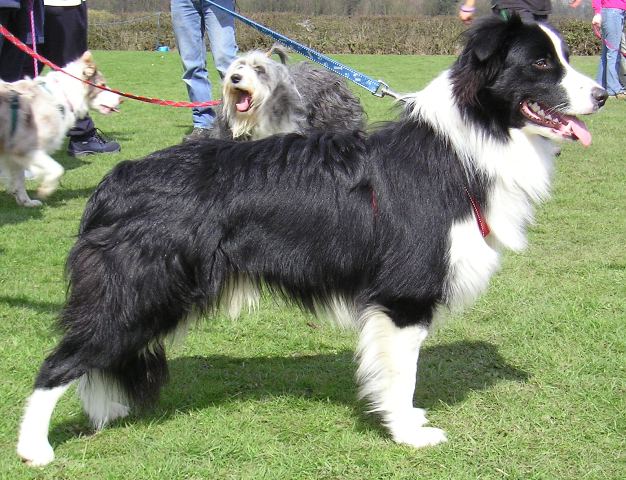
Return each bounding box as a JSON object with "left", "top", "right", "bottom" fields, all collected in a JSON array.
[
  {"left": 0, "top": 9, "right": 30, "bottom": 81},
  {"left": 492, "top": 6, "right": 548, "bottom": 23},
  {"left": 23, "top": 3, "right": 95, "bottom": 139}
]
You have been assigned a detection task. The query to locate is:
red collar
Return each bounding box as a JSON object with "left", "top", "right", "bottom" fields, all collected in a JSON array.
[
  {"left": 465, "top": 188, "right": 490, "bottom": 238},
  {"left": 370, "top": 187, "right": 379, "bottom": 217}
]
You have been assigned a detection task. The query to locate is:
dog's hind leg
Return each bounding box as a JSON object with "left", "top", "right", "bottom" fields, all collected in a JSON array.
[
  {"left": 28, "top": 150, "right": 64, "bottom": 199},
  {"left": 17, "top": 332, "right": 168, "bottom": 466},
  {"left": 355, "top": 306, "right": 447, "bottom": 448},
  {"left": 17, "top": 383, "right": 71, "bottom": 466},
  {"left": 17, "top": 337, "right": 89, "bottom": 466}
]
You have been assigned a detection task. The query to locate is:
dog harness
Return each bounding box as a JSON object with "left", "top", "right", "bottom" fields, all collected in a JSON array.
[
  {"left": 36, "top": 78, "right": 69, "bottom": 118},
  {"left": 9, "top": 91, "right": 20, "bottom": 138}
]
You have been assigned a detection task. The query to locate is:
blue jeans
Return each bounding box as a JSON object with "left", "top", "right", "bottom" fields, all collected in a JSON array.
[
  {"left": 596, "top": 8, "right": 626, "bottom": 95},
  {"left": 171, "top": 0, "right": 238, "bottom": 129}
]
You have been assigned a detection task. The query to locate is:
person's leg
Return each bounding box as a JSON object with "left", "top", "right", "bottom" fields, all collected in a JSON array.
[
  {"left": 0, "top": 9, "right": 29, "bottom": 81},
  {"left": 40, "top": 4, "right": 87, "bottom": 65},
  {"left": 204, "top": 0, "right": 238, "bottom": 77},
  {"left": 596, "top": 44, "right": 608, "bottom": 88},
  {"left": 43, "top": 4, "right": 93, "bottom": 138},
  {"left": 41, "top": 4, "right": 120, "bottom": 155},
  {"left": 172, "top": 0, "right": 216, "bottom": 129},
  {"left": 619, "top": 33, "right": 626, "bottom": 88},
  {"left": 599, "top": 8, "right": 625, "bottom": 95}
]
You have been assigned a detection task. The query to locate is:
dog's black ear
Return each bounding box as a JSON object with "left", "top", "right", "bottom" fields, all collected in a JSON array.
[
  {"left": 451, "top": 15, "right": 522, "bottom": 106},
  {"left": 463, "top": 14, "right": 522, "bottom": 62},
  {"left": 267, "top": 43, "right": 289, "bottom": 64}
]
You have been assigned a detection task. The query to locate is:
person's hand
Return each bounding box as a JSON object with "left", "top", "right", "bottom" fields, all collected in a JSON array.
[
  {"left": 568, "top": 0, "right": 582, "bottom": 8},
  {"left": 459, "top": 4, "right": 475, "bottom": 25},
  {"left": 592, "top": 13, "right": 602, "bottom": 27}
]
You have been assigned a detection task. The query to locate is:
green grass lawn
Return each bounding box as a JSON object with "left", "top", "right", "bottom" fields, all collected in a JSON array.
[{"left": 0, "top": 52, "right": 624, "bottom": 479}]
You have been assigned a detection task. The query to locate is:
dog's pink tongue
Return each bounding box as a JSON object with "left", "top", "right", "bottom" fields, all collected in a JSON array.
[
  {"left": 236, "top": 94, "right": 251, "bottom": 112},
  {"left": 567, "top": 117, "right": 592, "bottom": 147}
]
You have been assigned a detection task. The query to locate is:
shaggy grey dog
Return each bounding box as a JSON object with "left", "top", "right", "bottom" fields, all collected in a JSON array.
[{"left": 208, "top": 46, "right": 366, "bottom": 140}]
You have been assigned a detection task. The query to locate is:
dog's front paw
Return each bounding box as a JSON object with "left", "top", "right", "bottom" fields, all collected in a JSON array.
[
  {"left": 17, "top": 198, "right": 43, "bottom": 208},
  {"left": 384, "top": 407, "right": 429, "bottom": 432},
  {"left": 391, "top": 426, "right": 448, "bottom": 449},
  {"left": 16, "top": 439, "right": 55, "bottom": 467},
  {"left": 384, "top": 408, "right": 446, "bottom": 448}
]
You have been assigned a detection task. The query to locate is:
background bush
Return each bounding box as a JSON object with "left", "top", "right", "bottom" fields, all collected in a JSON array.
[{"left": 88, "top": 11, "right": 602, "bottom": 56}]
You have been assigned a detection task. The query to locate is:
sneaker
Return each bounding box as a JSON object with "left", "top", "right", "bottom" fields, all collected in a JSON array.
[
  {"left": 614, "top": 91, "right": 626, "bottom": 100},
  {"left": 67, "top": 129, "right": 121, "bottom": 157},
  {"left": 183, "top": 127, "right": 210, "bottom": 142}
]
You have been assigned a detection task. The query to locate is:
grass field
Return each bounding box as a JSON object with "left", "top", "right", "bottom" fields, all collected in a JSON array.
[{"left": 0, "top": 52, "right": 624, "bottom": 479}]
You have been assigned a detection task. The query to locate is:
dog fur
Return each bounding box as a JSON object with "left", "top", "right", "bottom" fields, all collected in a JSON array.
[
  {"left": 210, "top": 46, "right": 365, "bottom": 140},
  {"left": 0, "top": 51, "right": 120, "bottom": 207},
  {"left": 17, "top": 17, "right": 606, "bottom": 466}
]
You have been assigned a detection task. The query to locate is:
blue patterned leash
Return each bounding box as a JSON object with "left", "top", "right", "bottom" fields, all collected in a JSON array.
[{"left": 206, "top": 0, "right": 398, "bottom": 98}]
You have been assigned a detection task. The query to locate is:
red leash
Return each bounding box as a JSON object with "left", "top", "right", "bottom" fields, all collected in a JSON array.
[
  {"left": 593, "top": 24, "right": 626, "bottom": 59},
  {"left": 27, "top": 0, "right": 38, "bottom": 77},
  {"left": 0, "top": 23, "right": 221, "bottom": 108}
]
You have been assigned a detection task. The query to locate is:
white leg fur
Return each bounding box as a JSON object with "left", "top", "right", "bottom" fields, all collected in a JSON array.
[
  {"left": 17, "top": 384, "right": 71, "bottom": 466},
  {"left": 4, "top": 162, "right": 42, "bottom": 207},
  {"left": 355, "top": 307, "right": 447, "bottom": 448},
  {"left": 28, "top": 150, "right": 64, "bottom": 198},
  {"left": 315, "top": 294, "right": 357, "bottom": 330},
  {"left": 77, "top": 370, "right": 130, "bottom": 430},
  {"left": 219, "top": 275, "right": 260, "bottom": 319}
]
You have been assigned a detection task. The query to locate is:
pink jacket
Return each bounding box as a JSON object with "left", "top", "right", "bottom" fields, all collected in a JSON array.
[{"left": 592, "top": 0, "right": 626, "bottom": 14}]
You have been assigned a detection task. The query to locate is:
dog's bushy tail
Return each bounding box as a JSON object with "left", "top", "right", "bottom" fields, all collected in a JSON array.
[{"left": 267, "top": 43, "right": 289, "bottom": 64}]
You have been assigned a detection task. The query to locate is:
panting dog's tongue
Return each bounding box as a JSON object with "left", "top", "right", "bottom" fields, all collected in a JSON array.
[
  {"left": 236, "top": 93, "right": 252, "bottom": 112},
  {"left": 566, "top": 116, "right": 592, "bottom": 147}
]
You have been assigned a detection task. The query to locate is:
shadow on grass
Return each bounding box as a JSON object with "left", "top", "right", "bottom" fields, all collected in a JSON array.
[
  {"left": 43, "top": 187, "right": 98, "bottom": 205},
  {"left": 0, "top": 197, "right": 44, "bottom": 225},
  {"left": 0, "top": 186, "right": 96, "bottom": 224},
  {"left": 57, "top": 152, "right": 90, "bottom": 172},
  {"left": 48, "top": 340, "right": 529, "bottom": 446},
  {"left": 0, "top": 295, "right": 62, "bottom": 314}
]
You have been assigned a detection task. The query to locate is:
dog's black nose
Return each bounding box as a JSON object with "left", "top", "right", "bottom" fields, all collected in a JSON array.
[
  {"left": 592, "top": 87, "right": 608, "bottom": 108},
  {"left": 230, "top": 73, "right": 242, "bottom": 84}
]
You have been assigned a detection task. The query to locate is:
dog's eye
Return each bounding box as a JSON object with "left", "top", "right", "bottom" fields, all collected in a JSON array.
[
  {"left": 533, "top": 59, "right": 549, "bottom": 70},
  {"left": 254, "top": 66, "right": 266, "bottom": 74}
]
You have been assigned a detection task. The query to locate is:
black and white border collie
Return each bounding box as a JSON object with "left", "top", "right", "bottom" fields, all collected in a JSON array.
[{"left": 17, "top": 16, "right": 606, "bottom": 466}]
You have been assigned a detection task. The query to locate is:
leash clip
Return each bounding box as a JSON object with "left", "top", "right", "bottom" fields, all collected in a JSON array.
[{"left": 373, "top": 80, "right": 398, "bottom": 99}]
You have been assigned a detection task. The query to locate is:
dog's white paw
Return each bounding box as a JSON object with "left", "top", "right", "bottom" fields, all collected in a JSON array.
[
  {"left": 17, "top": 198, "right": 43, "bottom": 208},
  {"left": 37, "top": 185, "right": 57, "bottom": 199},
  {"left": 384, "top": 407, "right": 429, "bottom": 432},
  {"left": 384, "top": 408, "right": 446, "bottom": 448},
  {"left": 391, "top": 426, "right": 448, "bottom": 449},
  {"left": 16, "top": 439, "right": 55, "bottom": 467}
]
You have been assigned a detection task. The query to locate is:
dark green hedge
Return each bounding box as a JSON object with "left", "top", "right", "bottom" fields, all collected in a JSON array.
[{"left": 88, "top": 11, "right": 601, "bottom": 56}]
